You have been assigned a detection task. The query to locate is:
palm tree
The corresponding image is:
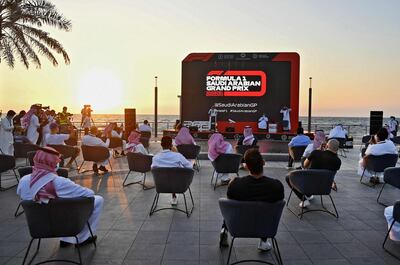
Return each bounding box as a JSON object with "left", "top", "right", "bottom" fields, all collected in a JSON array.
[{"left": 0, "top": 0, "right": 71, "bottom": 69}]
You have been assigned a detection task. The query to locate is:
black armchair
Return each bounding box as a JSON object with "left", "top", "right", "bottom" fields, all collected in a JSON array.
[
  {"left": 123, "top": 152, "right": 153, "bottom": 189},
  {"left": 47, "top": 144, "right": 79, "bottom": 167},
  {"left": 176, "top": 144, "right": 201, "bottom": 171},
  {"left": 382, "top": 201, "right": 400, "bottom": 260},
  {"left": 13, "top": 142, "right": 40, "bottom": 165},
  {"left": 219, "top": 198, "right": 285, "bottom": 265},
  {"left": 21, "top": 197, "right": 95, "bottom": 265},
  {"left": 287, "top": 169, "right": 338, "bottom": 219},
  {"left": 0, "top": 154, "right": 18, "bottom": 191},
  {"left": 288, "top": 146, "right": 307, "bottom": 167},
  {"left": 360, "top": 154, "right": 398, "bottom": 187},
  {"left": 150, "top": 167, "right": 195, "bottom": 217},
  {"left": 211, "top": 154, "right": 242, "bottom": 190},
  {"left": 377, "top": 167, "right": 400, "bottom": 206},
  {"left": 79, "top": 145, "right": 112, "bottom": 173}
]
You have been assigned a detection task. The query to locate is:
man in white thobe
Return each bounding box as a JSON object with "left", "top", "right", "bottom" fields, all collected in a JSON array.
[
  {"left": 0, "top": 110, "right": 16, "bottom": 155},
  {"left": 328, "top": 124, "right": 348, "bottom": 139},
  {"left": 280, "top": 107, "right": 291, "bottom": 131},
  {"left": 16, "top": 148, "right": 103, "bottom": 247},
  {"left": 25, "top": 107, "right": 41, "bottom": 144},
  {"left": 258, "top": 114, "right": 268, "bottom": 130},
  {"left": 82, "top": 126, "right": 111, "bottom": 173},
  {"left": 208, "top": 106, "right": 218, "bottom": 131},
  {"left": 138, "top": 120, "right": 152, "bottom": 133},
  {"left": 151, "top": 136, "right": 193, "bottom": 206}
]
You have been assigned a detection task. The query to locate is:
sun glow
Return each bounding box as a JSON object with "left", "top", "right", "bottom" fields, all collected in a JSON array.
[{"left": 76, "top": 69, "right": 123, "bottom": 113}]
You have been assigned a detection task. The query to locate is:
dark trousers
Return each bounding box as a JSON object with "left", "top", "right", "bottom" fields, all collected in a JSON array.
[
  {"left": 221, "top": 221, "right": 267, "bottom": 241},
  {"left": 288, "top": 155, "right": 294, "bottom": 167},
  {"left": 285, "top": 175, "right": 311, "bottom": 201}
]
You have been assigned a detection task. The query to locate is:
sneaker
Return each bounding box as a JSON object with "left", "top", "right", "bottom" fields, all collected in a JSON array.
[
  {"left": 99, "top": 166, "right": 108, "bottom": 173},
  {"left": 258, "top": 239, "right": 272, "bottom": 251},
  {"left": 299, "top": 200, "right": 310, "bottom": 208},
  {"left": 219, "top": 228, "right": 229, "bottom": 247},
  {"left": 305, "top": 195, "right": 314, "bottom": 201},
  {"left": 92, "top": 164, "right": 98, "bottom": 174},
  {"left": 170, "top": 195, "right": 178, "bottom": 206},
  {"left": 221, "top": 179, "right": 230, "bottom": 185},
  {"left": 286, "top": 166, "right": 293, "bottom": 170}
]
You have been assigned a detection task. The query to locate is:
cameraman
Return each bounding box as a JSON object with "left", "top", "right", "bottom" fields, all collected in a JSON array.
[{"left": 57, "top": 106, "right": 73, "bottom": 133}]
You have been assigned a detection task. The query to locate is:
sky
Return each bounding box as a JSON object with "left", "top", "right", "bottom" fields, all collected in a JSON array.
[{"left": 1, "top": 0, "right": 400, "bottom": 117}]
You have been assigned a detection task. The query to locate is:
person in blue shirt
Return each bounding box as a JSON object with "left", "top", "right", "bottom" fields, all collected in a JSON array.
[{"left": 287, "top": 127, "right": 311, "bottom": 168}]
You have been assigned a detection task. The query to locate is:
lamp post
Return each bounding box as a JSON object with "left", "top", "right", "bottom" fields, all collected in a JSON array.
[
  {"left": 154, "top": 76, "right": 158, "bottom": 138},
  {"left": 308, "top": 77, "right": 312, "bottom": 133}
]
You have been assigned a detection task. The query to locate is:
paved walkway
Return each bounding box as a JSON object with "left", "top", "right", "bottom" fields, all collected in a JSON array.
[{"left": 0, "top": 147, "right": 399, "bottom": 265}]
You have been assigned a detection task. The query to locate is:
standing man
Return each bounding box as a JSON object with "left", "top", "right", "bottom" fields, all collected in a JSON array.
[
  {"left": 0, "top": 110, "right": 16, "bottom": 155},
  {"left": 388, "top": 116, "right": 399, "bottom": 137},
  {"left": 138, "top": 120, "right": 152, "bottom": 133},
  {"left": 258, "top": 113, "right": 268, "bottom": 131},
  {"left": 22, "top": 105, "right": 41, "bottom": 145},
  {"left": 208, "top": 105, "right": 218, "bottom": 131},
  {"left": 280, "top": 106, "right": 291, "bottom": 131}
]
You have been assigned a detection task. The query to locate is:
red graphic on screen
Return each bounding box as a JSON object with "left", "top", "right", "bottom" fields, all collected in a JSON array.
[{"left": 205, "top": 70, "right": 267, "bottom": 97}]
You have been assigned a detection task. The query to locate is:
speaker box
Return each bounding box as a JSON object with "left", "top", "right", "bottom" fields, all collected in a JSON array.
[
  {"left": 370, "top": 111, "right": 383, "bottom": 135},
  {"left": 124, "top": 108, "right": 136, "bottom": 138}
]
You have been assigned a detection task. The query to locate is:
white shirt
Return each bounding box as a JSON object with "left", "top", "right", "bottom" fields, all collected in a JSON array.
[
  {"left": 280, "top": 108, "right": 291, "bottom": 121},
  {"left": 365, "top": 140, "right": 398, "bottom": 156},
  {"left": 27, "top": 115, "right": 40, "bottom": 144},
  {"left": 126, "top": 143, "right": 148, "bottom": 155},
  {"left": 139, "top": 124, "right": 152, "bottom": 132},
  {"left": 388, "top": 119, "right": 398, "bottom": 132},
  {"left": 328, "top": 126, "right": 347, "bottom": 139},
  {"left": 0, "top": 117, "right": 14, "bottom": 155},
  {"left": 45, "top": 134, "right": 69, "bottom": 145},
  {"left": 258, "top": 116, "right": 268, "bottom": 129},
  {"left": 17, "top": 173, "right": 94, "bottom": 201},
  {"left": 82, "top": 134, "right": 110, "bottom": 148},
  {"left": 208, "top": 109, "right": 218, "bottom": 117},
  {"left": 151, "top": 150, "right": 192, "bottom": 169},
  {"left": 302, "top": 143, "right": 315, "bottom": 158}
]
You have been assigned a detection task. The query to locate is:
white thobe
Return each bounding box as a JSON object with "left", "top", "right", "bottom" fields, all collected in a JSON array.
[
  {"left": 41, "top": 117, "right": 55, "bottom": 146},
  {"left": 125, "top": 143, "right": 148, "bottom": 155},
  {"left": 151, "top": 150, "right": 193, "bottom": 169},
  {"left": 385, "top": 206, "right": 400, "bottom": 241},
  {"left": 280, "top": 109, "right": 291, "bottom": 130},
  {"left": 258, "top": 116, "right": 268, "bottom": 129},
  {"left": 208, "top": 144, "right": 233, "bottom": 181},
  {"left": 357, "top": 140, "right": 398, "bottom": 178},
  {"left": 82, "top": 135, "right": 111, "bottom": 166},
  {"left": 27, "top": 115, "right": 40, "bottom": 144},
  {"left": 328, "top": 126, "right": 347, "bottom": 139},
  {"left": 138, "top": 124, "right": 152, "bottom": 132},
  {"left": 0, "top": 117, "right": 14, "bottom": 155},
  {"left": 17, "top": 173, "right": 104, "bottom": 244}
]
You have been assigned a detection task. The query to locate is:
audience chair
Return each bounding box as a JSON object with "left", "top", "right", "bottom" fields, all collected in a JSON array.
[
  {"left": 13, "top": 142, "right": 40, "bottom": 165},
  {"left": 150, "top": 167, "right": 195, "bottom": 217},
  {"left": 176, "top": 144, "right": 201, "bottom": 171},
  {"left": 21, "top": 197, "right": 95, "bottom": 265},
  {"left": 140, "top": 136, "right": 150, "bottom": 149},
  {"left": 0, "top": 154, "right": 19, "bottom": 191},
  {"left": 219, "top": 198, "right": 285, "bottom": 265},
  {"left": 377, "top": 167, "right": 400, "bottom": 206},
  {"left": 105, "top": 137, "right": 124, "bottom": 158},
  {"left": 123, "top": 152, "right": 154, "bottom": 189},
  {"left": 27, "top": 151, "right": 65, "bottom": 168},
  {"left": 360, "top": 135, "right": 372, "bottom": 152},
  {"left": 382, "top": 201, "right": 400, "bottom": 260},
  {"left": 392, "top": 136, "right": 400, "bottom": 145},
  {"left": 287, "top": 169, "right": 339, "bottom": 219},
  {"left": 211, "top": 154, "right": 242, "bottom": 190},
  {"left": 79, "top": 145, "right": 112, "bottom": 173},
  {"left": 360, "top": 154, "right": 398, "bottom": 187},
  {"left": 47, "top": 144, "right": 78, "bottom": 168},
  {"left": 288, "top": 146, "right": 307, "bottom": 168},
  {"left": 15, "top": 166, "right": 69, "bottom": 217}
]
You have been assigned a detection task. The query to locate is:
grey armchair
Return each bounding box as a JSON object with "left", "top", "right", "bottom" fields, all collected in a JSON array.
[
  {"left": 79, "top": 145, "right": 112, "bottom": 173},
  {"left": 211, "top": 154, "right": 242, "bottom": 190},
  {"left": 382, "top": 201, "right": 400, "bottom": 260},
  {"left": 21, "top": 197, "right": 95, "bottom": 265},
  {"left": 287, "top": 169, "right": 338, "bottom": 219},
  {"left": 377, "top": 167, "right": 400, "bottom": 206},
  {"left": 123, "top": 152, "right": 154, "bottom": 189},
  {"left": 0, "top": 154, "right": 18, "bottom": 191},
  {"left": 150, "top": 167, "right": 195, "bottom": 217},
  {"left": 360, "top": 154, "right": 398, "bottom": 187},
  {"left": 176, "top": 144, "right": 201, "bottom": 171},
  {"left": 219, "top": 198, "right": 285, "bottom": 265}
]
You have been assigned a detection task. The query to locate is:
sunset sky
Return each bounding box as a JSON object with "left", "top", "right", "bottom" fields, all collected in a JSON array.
[{"left": 1, "top": 0, "right": 399, "bottom": 117}]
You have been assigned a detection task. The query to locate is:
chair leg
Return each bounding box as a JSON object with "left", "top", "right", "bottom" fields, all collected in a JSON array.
[
  {"left": 214, "top": 173, "right": 219, "bottom": 190},
  {"left": 75, "top": 236, "right": 83, "bottom": 265},
  {"left": 108, "top": 159, "right": 112, "bottom": 171},
  {"left": 377, "top": 183, "right": 387, "bottom": 206},
  {"left": 300, "top": 195, "right": 306, "bottom": 219},
  {"left": 22, "top": 238, "right": 40, "bottom": 265},
  {"left": 226, "top": 237, "right": 235, "bottom": 265},
  {"left": 122, "top": 171, "right": 132, "bottom": 187},
  {"left": 272, "top": 238, "right": 283, "bottom": 265},
  {"left": 286, "top": 190, "right": 293, "bottom": 206},
  {"left": 328, "top": 195, "right": 339, "bottom": 218},
  {"left": 13, "top": 169, "right": 19, "bottom": 183},
  {"left": 87, "top": 222, "right": 97, "bottom": 247},
  {"left": 382, "top": 220, "right": 399, "bottom": 261},
  {"left": 78, "top": 161, "right": 85, "bottom": 173},
  {"left": 183, "top": 193, "right": 189, "bottom": 217},
  {"left": 360, "top": 168, "right": 366, "bottom": 183},
  {"left": 14, "top": 202, "right": 24, "bottom": 217},
  {"left": 211, "top": 170, "right": 215, "bottom": 184},
  {"left": 149, "top": 193, "right": 159, "bottom": 216},
  {"left": 189, "top": 187, "right": 195, "bottom": 209}
]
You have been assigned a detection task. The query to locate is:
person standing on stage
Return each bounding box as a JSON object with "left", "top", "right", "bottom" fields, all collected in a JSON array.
[
  {"left": 0, "top": 110, "right": 16, "bottom": 155},
  {"left": 280, "top": 106, "right": 291, "bottom": 131},
  {"left": 258, "top": 113, "right": 268, "bottom": 130},
  {"left": 208, "top": 105, "right": 218, "bottom": 131}
]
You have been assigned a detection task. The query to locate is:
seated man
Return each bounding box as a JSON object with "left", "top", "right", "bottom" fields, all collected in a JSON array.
[
  {"left": 358, "top": 128, "right": 398, "bottom": 183},
  {"left": 287, "top": 127, "right": 311, "bottom": 168},
  {"left": 17, "top": 147, "right": 103, "bottom": 247},
  {"left": 220, "top": 148, "right": 284, "bottom": 251},
  {"left": 151, "top": 136, "right": 193, "bottom": 206},
  {"left": 139, "top": 120, "right": 152, "bottom": 133},
  {"left": 328, "top": 124, "right": 348, "bottom": 140},
  {"left": 82, "top": 126, "right": 111, "bottom": 173},
  {"left": 45, "top": 123, "right": 80, "bottom": 168},
  {"left": 286, "top": 139, "right": 341, "bottom": 208},
  {"left": 384, "top": 205, "right": 400, "bottom": 242},
  {"left": 237, "top": 126, "right": 258, "bottom": 146}
]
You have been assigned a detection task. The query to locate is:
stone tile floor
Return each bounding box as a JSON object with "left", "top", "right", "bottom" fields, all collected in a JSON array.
[{"left": 0, "top": 146, "right": 399, "bottom": 265}]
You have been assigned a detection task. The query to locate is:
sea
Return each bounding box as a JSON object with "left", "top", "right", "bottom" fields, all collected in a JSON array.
[{"left": 65, "top": 114, "right": 383, "bottom": 141}]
